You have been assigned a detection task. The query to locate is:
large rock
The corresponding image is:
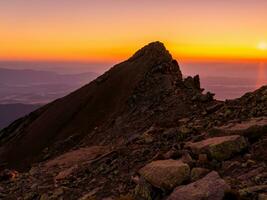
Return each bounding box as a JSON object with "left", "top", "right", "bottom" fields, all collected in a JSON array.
[
  {"left": 210, "top": 117, "right": 267, "bottom": 142},
  {"left": 139, "top": 159, "right": 190, "bottom": 190},
  {"left": 187, "top": 135, "right": 247, "bottom": 161},
  {"left": 167, "top": 171, "right": 230, "bottom": 200}
]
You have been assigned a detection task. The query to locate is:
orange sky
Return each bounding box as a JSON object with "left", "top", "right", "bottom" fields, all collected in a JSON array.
[{"left": 1, "top": 0, "right": 267, "bottom": 62}]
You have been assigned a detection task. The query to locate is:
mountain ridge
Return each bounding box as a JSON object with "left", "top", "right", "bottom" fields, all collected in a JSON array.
[{"left": 0, "top": 41, "right": 204, "bottom": 170}]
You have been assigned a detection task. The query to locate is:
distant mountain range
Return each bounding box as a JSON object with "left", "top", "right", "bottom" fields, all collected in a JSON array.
[
  {"left": 200, "top": 76, "right": 258, "bottom": 100},
  {"left": 0, "top": 68, "right": 99, "bottom": 104},
  {"left": 0, "top": 68, "right": 98, "bottom": 130},
  {"left": 0, "top": 68, "right": 98, "bottom": 85}
]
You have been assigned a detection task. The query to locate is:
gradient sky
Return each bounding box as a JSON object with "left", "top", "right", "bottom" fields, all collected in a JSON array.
[{"left": 1, "top": 0, "right": 267, "bottom": 62}]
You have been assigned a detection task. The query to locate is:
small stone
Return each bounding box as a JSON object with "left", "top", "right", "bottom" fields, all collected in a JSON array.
[
  {"left": 78, "top": 187, "right": 100, "bottom": 200},
  {"left": 246, "top": 159, "right": 256, "bottom": 166},
  {"left": 244, "top": 153, "right": 252, "bottom": 160},
  {"left": 40, "top": 194, "right": 49, "bottom": 200},
  {"left": 224, "top": 109, "right": 232, "bottom": 117},
  {"left": 29, "top": 166, "right": 39, "bottom": 176},
  {"left": 134, "top": 177, "right": 153, "bottom": 200},
  {"left": 138, "top": 132, "right": 154, "bottom": 144},
  {"left": 181, "top": 151, "right": 194, "bottom": 167},
  {"left": 163, "top": 149, "right": 180, "bottom": 159},
  {"left": 179, "top": 126, "right": 192, "bottom": 135},
  {"left": 55, "top": 165, "right": 78, "bottom": 181},
  {"left": 222, "top": 161, "right": 240, "bottom": 172},
  {"left": 190, "top": 168, "right": 210, "bottom": 181},
  {"left": 198, "top": 154, "right": 208, "bottom": 164},
  {"left": 30, "top": 183, "right": 38, "bottom": 190},
  {"left": 51, "top": 187, "right": 64, "bottom": 198}
]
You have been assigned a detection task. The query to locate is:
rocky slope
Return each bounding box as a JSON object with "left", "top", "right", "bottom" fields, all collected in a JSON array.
[{"left": 0, "top": 42, "right": 266, "bottom": 200}]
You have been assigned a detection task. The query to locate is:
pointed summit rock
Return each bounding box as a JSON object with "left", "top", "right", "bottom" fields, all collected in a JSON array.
[{"left": 129, "top": 41, "right": 172, "bottom": 61}]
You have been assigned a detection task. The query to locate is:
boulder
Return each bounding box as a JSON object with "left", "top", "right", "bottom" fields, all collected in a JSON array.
[
  {"left": 139, "top": 159, "right": 190, "bottom": 190},
  {"left": 187, "top": 135, "right": 247, "bottom": 161},
  {"left": 167, "top": 171, "right": 230, "bottom": 200},
  {"left": 210, "top": 117, "right": 267, "bottom": 142}
]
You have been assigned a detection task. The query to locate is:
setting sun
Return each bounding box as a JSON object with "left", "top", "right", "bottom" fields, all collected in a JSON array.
[{"left": 258, "top": 41, "right": 267, "bottom": 51}]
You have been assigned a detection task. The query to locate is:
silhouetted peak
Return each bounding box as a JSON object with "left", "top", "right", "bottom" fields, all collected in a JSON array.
[{"left": 129, "top": 41, "right": 172, "bottom": 62}]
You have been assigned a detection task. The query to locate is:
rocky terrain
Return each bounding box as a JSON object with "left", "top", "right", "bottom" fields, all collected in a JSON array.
[{"left": 0, "top": 42, "right": 266, "bottom": 200}]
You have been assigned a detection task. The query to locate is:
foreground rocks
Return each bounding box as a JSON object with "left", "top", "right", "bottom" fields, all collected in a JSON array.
[
  {"left": 187, "top": 135, "right": 248, "bottom": 161},
  {"left": 167, "top": 171, "right": 230, "bottom": 200},
  {"left": 139, "top": 159, "right": 190, "bottom": 190}
]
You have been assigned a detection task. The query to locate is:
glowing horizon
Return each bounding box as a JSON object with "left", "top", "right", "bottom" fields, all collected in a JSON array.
[{"left": 1, "top": 1, "right": 267, "bottom": 62}]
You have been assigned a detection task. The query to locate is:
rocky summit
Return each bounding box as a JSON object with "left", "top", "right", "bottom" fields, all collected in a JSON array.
[{"left": 0, "top": 42, "right": 266, "bottom": 200}]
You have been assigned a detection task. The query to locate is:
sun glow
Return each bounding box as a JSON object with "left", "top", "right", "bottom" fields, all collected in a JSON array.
[{"left": 258, "top": 42, "right": 267, "bottom": 51}]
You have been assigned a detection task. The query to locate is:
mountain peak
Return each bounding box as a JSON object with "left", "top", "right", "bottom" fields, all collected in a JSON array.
[
  {"left": 129, "top": 41, "right": 172, "bottom": 62},
  {"left": 0, "top": 41, "right": 184, "bottom": 170}
]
